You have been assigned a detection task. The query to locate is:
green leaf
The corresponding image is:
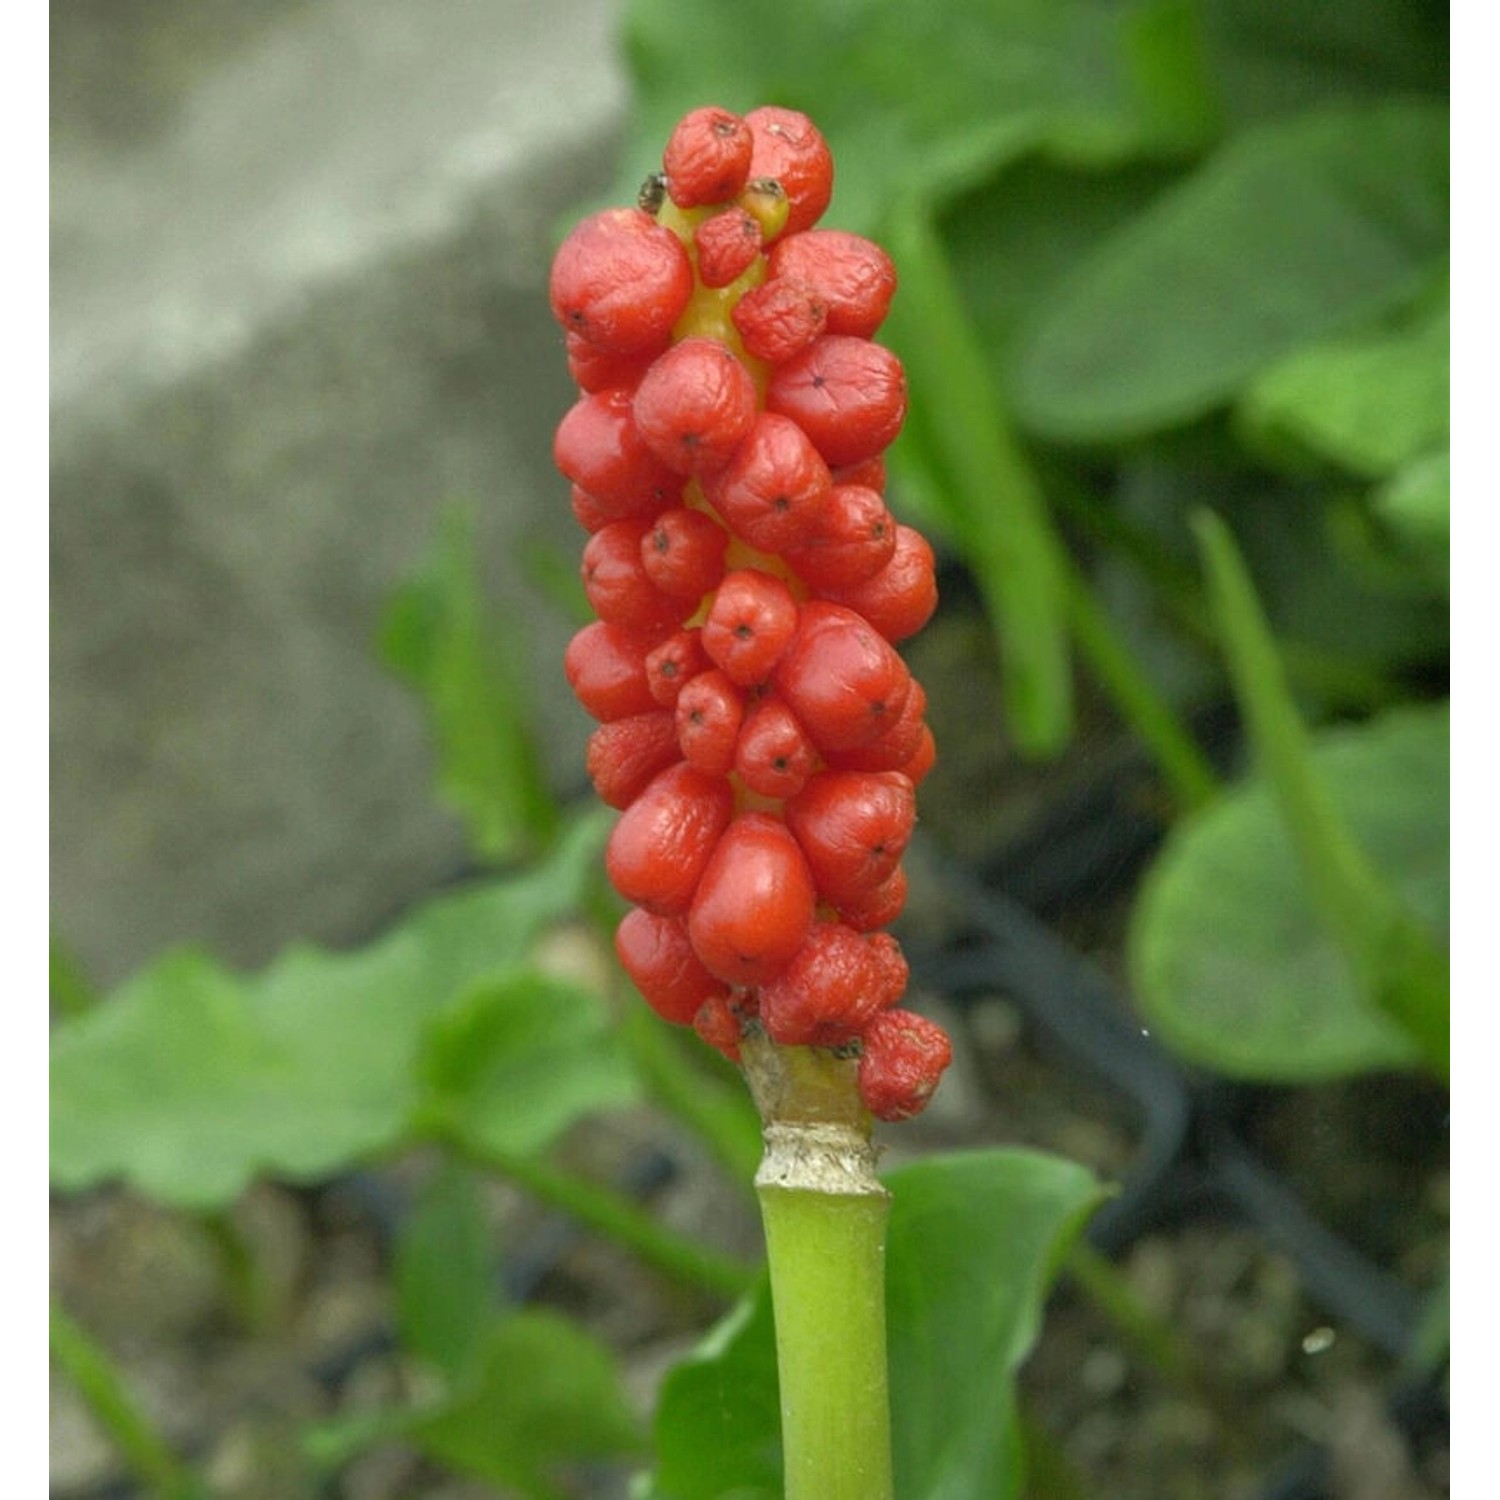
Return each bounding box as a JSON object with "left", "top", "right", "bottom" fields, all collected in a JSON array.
[
  {"left": 1189, "top": 512, "right": 1448, "bottom": 1073},
  {"left": 417, "top": 969, "right": 641, "bottom": 1160},
  {"left": 1130, "top": 701, "right": 1448, "bottom": 1081},
  {"left": 411, "top": 1309, "right": 646, "bottom": 1500},
  {"left": 1238, "top": 291, "right": 1449, "bottom": 478},
  {"left": 621, "top": 0, "right": 1219, "bottom": 236},
  {"left": 1372, "top": 447, "right": 1450, "bottom": 558},
  {"left": 647, "top": 1149, "right": 1103, "bottom": 1500},
  {"left": 50, "top": 810, "right": 612, "bottom": 1208},
  {"left": 380, "top": 503, "right": 557, "bottom": 862},
  {"left": 1011, "top": 101, "right": 1449, "bottom": 441},
  {"left": 395, "top": 1164, "right": 497, "bottom": 1383}
]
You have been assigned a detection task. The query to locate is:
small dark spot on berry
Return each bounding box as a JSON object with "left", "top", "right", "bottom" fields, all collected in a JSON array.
[{"left": 734, "top": 623, "right": 754, "bottom": 639}]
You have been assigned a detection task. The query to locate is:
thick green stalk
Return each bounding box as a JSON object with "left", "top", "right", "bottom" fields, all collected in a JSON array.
[{"left": 742, "top": 1032, "right": 895, "bottom": 1500}]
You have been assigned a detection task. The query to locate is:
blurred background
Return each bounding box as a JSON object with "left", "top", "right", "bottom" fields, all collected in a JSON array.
[{"left": 50, "top": 1, "right": 1450, "bottom": 1497}]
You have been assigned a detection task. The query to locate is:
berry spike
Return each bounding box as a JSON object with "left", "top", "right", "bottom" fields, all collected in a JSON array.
[{"left": 550, "top": 105, "right": 950, "bottom": 1125}]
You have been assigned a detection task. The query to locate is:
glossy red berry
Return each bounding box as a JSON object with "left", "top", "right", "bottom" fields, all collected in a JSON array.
[
  {"left": 688, "top": 812, "right": 817, "bottom": 985},
  {"left": 564, "top": 330, "right": 658, "bottom": 394},
  {"left": 645, "top": 628, "right": 711, "bottom": 706},
  {"left": 819, "top": 523, "right": 938, "bottom": 643},
  {"left": 632, "top": 338, "right": 759, "bottom": 477},
  {"left": 663, "top": 106, "right": 755, "bottom": 209},
  {"left": 701, "top": 568, "right": 801, "bottom": 686},
  {"left": 605, "top": 762, "right": 734, "bottom": 915},
  {"left": 675, "top": 668, "right": 745, "bottom": 776},
  {"left": 744, "top": 108, "right": 834, "bottom": 239},
  {"left": 615, "top": 907, "right": 729, "bottom": 1026},
  {"left": 784, "top": 770, "right": 916, "bottom": 906},
  {"left": 858, "top": 1009, "right": 953, "bottom": 1121},
  {"left": 773, "top": 602, "right": 912, "bottom": 752},
  {"left": 733, "top": 696, "right": 819, "bottom": 800},
  {"left": 837, "top": 864, "right": 909, "bottom": 932},
  {"left": 581, "top": 518, "right": 683, "bottom": 634},
  {"left": 550, "top": 208, "right": 693, "bottom": 353},
  {"left": 564, "top": 620, "right": 659, "bottom": 722}
]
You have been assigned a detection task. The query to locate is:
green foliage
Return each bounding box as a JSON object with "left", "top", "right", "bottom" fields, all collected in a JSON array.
[
  {"left": 380, "top": 503, "right": 558, "bottom": 862},
  {"left": 49, "top": 810, "right": 612, "bottom": 1208},
  {"left": 645, "top": 1150, "right": 1104, "bottom": 1500},
  {"left": 1129, "top": 702, "right": 1447, "bottom": 1080},
  {"left": 1010, "top": 101, "right": 1448, "bottom": 442}
]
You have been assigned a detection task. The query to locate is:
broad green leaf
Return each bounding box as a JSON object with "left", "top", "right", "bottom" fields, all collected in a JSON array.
[
  {"left": 1129, "top": 702, "right": 1448, "bottom": 1081},
  {"left": 1011, "top": 101, "right": 1448, "bottom": 441},
  {"left": 621, "top": 0, "right": 1219, "bottom": 236},
  {"left": 647, "top": 1149, "right": 1103, "bottom": 1500},
  {"left": 1238, "top": 293, "right": 1449, "bottom": 478},
  {"left": 412, "top": 1309, "right": 645, "bottom": 1500},
  {"left": 1192, "top": 513, "right": 1448, "bottom": 1073},
  {"left": 50, "top": 810, "right": 612, "bottom": 1207},
  {"left": 380, "top": 503, "right": 557, "bottom": 863},
  {"left": 395, "top": 1164, "right": 497, "bottom": 1383},
  {"left": 417, "top": 969, "right": 641, "bottom": 1160}
]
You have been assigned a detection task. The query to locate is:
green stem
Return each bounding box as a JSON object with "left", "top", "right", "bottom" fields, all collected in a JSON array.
[
  {"left": 1063, "top": 1241, "right": 1198, "bottom": 1392},
  {"left": 50, "top": 1301, "right": 203, "bottom": 1500},
  {"left": 445, "top": 1135, "right": 758, "bottom": 1301},
  {"left": 742, "top": 1032, "right": 895, "bottom": 1500}
]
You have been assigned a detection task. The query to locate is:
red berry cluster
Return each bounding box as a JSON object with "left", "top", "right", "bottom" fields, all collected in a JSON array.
[{"left": 550, "top": 105, "right": 951, "bottom": 1122}]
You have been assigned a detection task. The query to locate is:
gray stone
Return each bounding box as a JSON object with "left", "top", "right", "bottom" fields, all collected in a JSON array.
[{"left": 51, "top": 0, "right": 631, "bottom": 987}]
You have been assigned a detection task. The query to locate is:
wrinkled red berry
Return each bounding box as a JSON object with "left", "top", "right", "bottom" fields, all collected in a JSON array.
[
  {"left": 768, "top": 230, "right": 897, "bottom": 338},
  {"left": 759, "top": 921, "right": 892, "bottom": 1046},
  {"left": 582, "top": 518, "right": 683, "bottom": 634},
  {"left": 616, "top": 907, "right": 728, "bottom": 1026},
  {"left": 819, "top": 523, "right": 937, "bottom": 643},
  {"left": 701, "top": 568, "right": 801, "bottom": 686},
  {"left": 675, "top": 668, "right": 745, "bottom": 777},
  {"left": 767, "top": 336, "right": 907, "bottom": 469},
  {"left": 605, "top": 762, "right": 734, "bottom": 914},
  {"left": 694, "top": 207, "right": 764, "bottom": 289},
  {"left": 858, "top": 1009, "right": 952, "bottom": 1121},
  {"left": 731, "top": 277, "right": 827, "bottom": 364},
  {"left": 785, "top": 769, "right": 916, "bottom": 906},
  {"left": 586, "top": 711, "right": 680, "bottom": 809},
  {"left": 783, "top": 483, "right": 896, "bottom": 591},
  {"left": 744, "top": 108, "right": 834, "bottom": 239},
  {"left": 633, "top": 338, "right": 759, "bottom": 475},
  {"left": 555, "top": 389, "right": 682, "bottom": 518},
  {"left": 645, "top": 628, "right": 711, "bottom": 707},
  {"left": 641, "top": 506, "right": 730, "bottom": 601},
  {"left": 733, "top": 696, "right": 819, "bottom": 800},
  {"left": 664, "top": 106, "right": 754, "bottom": 209},
  {"left": 565, "top": 620, "right": 659, "bottom": 722},
  {"left": 550, "top": 208, "right": 693, "bottom": 353},
  {"left": 705, "top": 412, "right": 831, "bottom": 553}
]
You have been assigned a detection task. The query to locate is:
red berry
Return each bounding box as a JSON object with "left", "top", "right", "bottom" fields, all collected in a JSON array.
[
  {"left": 759, "top": 921, "right": 890, "bottom": 1046},
  {"left": 675, "top": 668, "right": 745, "bottom": 776},
  {"left": 701, "top": 569, "right": 801, "bottom": 687},
  {"left": 733, "top": 696, "right": 819, "bottom": 800},
  {"left": 663, "top": 106, "right": 754, "bottom": 209},
  {"left": 826, "top": 679, "right": 927, "bottom": 772},
  {"left": 615, "top": 908, "right": 728, "bottom": 1026},
  {"left": 565, "top": 620, "right": 658, "bottom": 721},
  {"left": 731, "top": 277, "right": 827, "bottom": 364},
  {"left": 645, "top": 628, "right": 711, "bottom": 706},
  {"left": 640, "top": 506, "right": 729, "bottom": 601},
  {"left": 900, "top": 724, "right": 937, "bottom": 786},
  {"left": 784, "top": 770, "right": 916, "bottom": 906},
  {"left": 554, "top": 389, "right": 682, "bottom": 518},
  {"left": 745, "top": 108, "right": 834, "bottom": 238},
  {"left": 633, "top": 338, "right": 759, "bottom": 476},
  {"left": 564, "top": 330, "right": 657, "bottom": 394},
  {"left": 832, "top": 454, "right": 887, "bottom": 491},
  {"left": 819, "top": 524, "right": 937, "bottom": 643},
  {"left": 687, "top": 812, "right": 817, "bottom": 985},
  {"left": 768, "top": 230, "right": 897, "bottom": 338},
  {"left": 766, "top": 336, "right": 907, "bottom": 469},
  {"left": 581, "top": 518, "right": 683, "bottom": 634},
  {"left": 837, "top": 864, "right": 909, "bottom": 932},
  {"left": 858, "top": 1010, "right": 952, "bottom": 1122},
  {"left": 773, "top": 602, "right": 912, "bottom": 752},
  {"left": 586, "top": 711, "right": 680, "bottom": 809},
  {"left": 865, "top": 931, "right": 910, "bottom": 1010},
  {"left": 783, "top": 483, "right": 896, "bottom": 590},
  {"left": 693, "top": 993, "right": 745, "bottom": 1062},
  {"left": 705, "top": 412, "right": 832, "bottom": 554},
  {"left": 605, "top": 762, "right": 734, "bottom": 915},
  {"left": 550, "top": 207, "right": 693, "bottom": 353},
  {"left": 694, "top": 207, "right": 764, "bottom": 289}
]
